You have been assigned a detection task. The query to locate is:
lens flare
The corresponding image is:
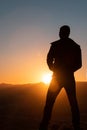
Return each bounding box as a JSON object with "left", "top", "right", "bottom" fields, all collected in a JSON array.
[{"left": 42, "top": 73, "right": 52, "bottom": 84}]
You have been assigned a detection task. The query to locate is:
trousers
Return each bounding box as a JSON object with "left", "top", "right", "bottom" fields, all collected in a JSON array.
[{"left": 40, "top": 72, "right": 80, "bottom": 130}]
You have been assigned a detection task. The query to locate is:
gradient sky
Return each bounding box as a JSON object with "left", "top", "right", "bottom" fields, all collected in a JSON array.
[{"left": 0, "top": 0, "right": 87, "bottom": 84}]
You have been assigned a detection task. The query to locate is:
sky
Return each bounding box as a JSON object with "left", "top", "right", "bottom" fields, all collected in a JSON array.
[{"left": 0, "top": 0, "right": 87, "bottom": 84}]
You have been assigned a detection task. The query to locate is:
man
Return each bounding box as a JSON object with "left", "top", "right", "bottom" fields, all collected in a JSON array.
[{"left": 39, "top": 25, "right": 82, "bottom": 130}]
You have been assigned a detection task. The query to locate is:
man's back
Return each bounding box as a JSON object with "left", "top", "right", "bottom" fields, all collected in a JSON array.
[{"left": 47, "top": 38, "right": 82, "bottom": 73}]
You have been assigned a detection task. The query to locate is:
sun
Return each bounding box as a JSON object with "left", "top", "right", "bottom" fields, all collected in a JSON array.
[{"left": 42, "top": 73, "right": 52, "bottom": 84}]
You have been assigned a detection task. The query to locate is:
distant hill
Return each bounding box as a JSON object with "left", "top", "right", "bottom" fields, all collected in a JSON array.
[
  {"left": 0, "top": 81, "right": 87, "bottom": 129},
  {"left": 0, "top": 81, "right": 86, "bottom": 110}
]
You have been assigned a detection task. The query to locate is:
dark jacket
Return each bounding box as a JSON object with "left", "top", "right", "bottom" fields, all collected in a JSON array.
[{"left": 47, "top": 38, "right": 82, "bottom": 73}]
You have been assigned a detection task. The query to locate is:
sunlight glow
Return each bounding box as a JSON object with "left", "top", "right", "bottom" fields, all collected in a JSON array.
[{"left": 42, "top": 73, "right": 52, "bottom": 84}]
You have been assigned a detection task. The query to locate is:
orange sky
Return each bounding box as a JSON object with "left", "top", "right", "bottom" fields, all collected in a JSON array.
[
  {"left": 0, "top": 26, "right": 86, "bottom": 84},
  {"left": 0, "top": 1, "right": 87, "bottom": 84}
]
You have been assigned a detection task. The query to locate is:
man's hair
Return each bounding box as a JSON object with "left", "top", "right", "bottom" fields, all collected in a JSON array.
[{"left": 59, "top": 25, "right": 70, "bottom": 39}]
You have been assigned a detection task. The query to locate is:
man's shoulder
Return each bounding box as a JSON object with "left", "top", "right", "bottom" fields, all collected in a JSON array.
[
  {"left": 68, "top": 38, "right": 80, "bottom": 47},
  {"left": 50, "top": 40, "right": 61, "bottom": 47},
  {"left": 50, "top": 38, "right": 81, "bottom": 49}
]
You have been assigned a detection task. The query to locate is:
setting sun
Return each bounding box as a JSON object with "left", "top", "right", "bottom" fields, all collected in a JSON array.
[{"left": 42, "top": 73, "right": 52, "bottom": 84}]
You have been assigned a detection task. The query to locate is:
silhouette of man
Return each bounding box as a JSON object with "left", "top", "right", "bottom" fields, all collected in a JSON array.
[{"left": 39, "top": 25, "right": 82, "bottom": 130}]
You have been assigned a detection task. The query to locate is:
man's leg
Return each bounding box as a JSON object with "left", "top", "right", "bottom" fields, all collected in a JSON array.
[
  {"left": 65, "top": 81, "right": 80, "bottom": 130},
  {"left": 39, "top": 76, "right": 61, "bottom": 130}
]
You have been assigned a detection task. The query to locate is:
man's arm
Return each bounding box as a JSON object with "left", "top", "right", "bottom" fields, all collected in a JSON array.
[
  {"left": 47, "top": 45, "right": 55, "bottom": 71},
  {"left": 73, "top": 46, "right": 82, "bottom": 72}
]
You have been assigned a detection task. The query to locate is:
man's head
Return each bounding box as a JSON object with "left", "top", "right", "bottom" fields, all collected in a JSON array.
[{"left": 59, "top": 25, "right": 70, "bottom": 39}]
